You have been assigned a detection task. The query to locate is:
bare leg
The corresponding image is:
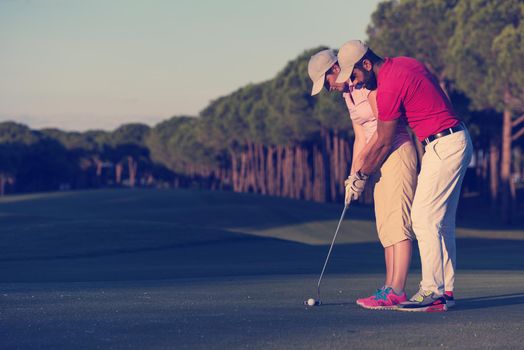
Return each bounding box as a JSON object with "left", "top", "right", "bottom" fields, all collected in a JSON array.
[
  {"left": 384, "top": 245, "right": 394, "bottom": 287},
  {"left": 391, "top": 239, "right": 412, "bottom": 293}
]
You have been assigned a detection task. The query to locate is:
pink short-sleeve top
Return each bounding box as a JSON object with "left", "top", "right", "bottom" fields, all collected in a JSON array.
[{"left": 343, "top": 86, "right": 411, "bottom": 150}]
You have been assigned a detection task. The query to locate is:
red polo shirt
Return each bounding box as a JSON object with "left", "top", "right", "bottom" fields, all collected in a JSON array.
[{"left": 376, "top": 57, "right": 460, "bottom": 141}]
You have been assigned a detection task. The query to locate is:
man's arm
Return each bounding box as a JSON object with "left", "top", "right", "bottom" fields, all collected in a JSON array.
[{"left": 358, "top": 118, "right": 397, "bottom": 175}]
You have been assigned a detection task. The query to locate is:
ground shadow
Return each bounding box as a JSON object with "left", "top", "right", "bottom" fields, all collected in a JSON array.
[{"left": 455, "top": 293, "right": 524, "bottom": 310}]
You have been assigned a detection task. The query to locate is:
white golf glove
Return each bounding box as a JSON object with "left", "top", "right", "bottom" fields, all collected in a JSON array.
[{"left": 344, "top": 171, "right": 369, "bottom": 204}]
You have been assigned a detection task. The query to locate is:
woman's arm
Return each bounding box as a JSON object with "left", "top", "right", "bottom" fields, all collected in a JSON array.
[
  {"left": 350, "top": 121, "right": 367, "bottom": 175},
  {"left": 359, "top": 91, "right": 397, "bottom": 175},
  {"left": 354, "top": 131, "right": 378, "bottom": 173},
  {"left": 352, "top": 90, "right": 380, "bottom": 173}
]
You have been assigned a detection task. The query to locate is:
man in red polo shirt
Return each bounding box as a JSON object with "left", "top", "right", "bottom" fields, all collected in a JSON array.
[{"left": 336, "top": 40, "right": 473, "bottom": 312}]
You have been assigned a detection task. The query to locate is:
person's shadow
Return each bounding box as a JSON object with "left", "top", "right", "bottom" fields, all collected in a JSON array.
[{"left": 455, "top": 293, "right": 524, "bottom": 310}]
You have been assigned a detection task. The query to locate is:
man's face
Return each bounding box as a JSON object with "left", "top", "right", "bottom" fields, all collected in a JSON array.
[
  {"left": 352, "top": 62, "right": 377, "bottom": 91},
  {"left": 324, "top": 64, "right": 350, "bottom": 93}
]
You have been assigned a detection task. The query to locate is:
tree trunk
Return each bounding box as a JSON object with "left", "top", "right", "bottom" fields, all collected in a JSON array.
[
  {"left": 127, "top": 156, "right": 137, "bottom": 188},
  {"left": 276, "top": 145, "right": 283, "bottom": 196},
  {"left": 313, "top": 145, "right": 324, "bottom": 202},
  {"left": 320, "top": 127, "right": 332, "bottom": 202},
  {"left": 478, "top": 148, "right": 489, "bottom": 197},
  {"left": 281, "top": 146, "right": 288, "bottom": 197},
  {"left": 115, "top": 163, "right": 124, "bottom": 185},
  {"left": 294, "top": 146, "right": 301, "bottom": 199},
  {"left": 94, "top": 158, "right": 104, "bottom": 188},
  {"left": 246, "top": 143, "right": 253, "bottom": 192},
  {"left": 250, "top": 142, "right": 257, "bottom": 193},
  {"left": 258, "top": 144, "right": 267, "bottom": 195},
  {"left": 229, "top": 149, "right": 240, "bottom": 192},
  {"left": 489, "top": 138, "right": 500, "bottom": 204},
  {"left": 0, "top": 174, "right": 4, "bottom": 196},
  {"left": 266, "top": 146, "right": 274, "bottom": 195},
  {"left": 304, "top": 146, "right": 312, "bottom": 200},
  {"left": 500, "top": 94, "right": 513, "bottom": 224},
  {"left": 240, "top": 149, "right": 247, "bottom": 192},
  {"left": 283, "top": 145, "right": 293, "bottom": 197}
]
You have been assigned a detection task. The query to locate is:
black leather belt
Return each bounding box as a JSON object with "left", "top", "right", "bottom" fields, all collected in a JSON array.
[{"left": 422, "top": 123, "right": 464, "bottom": 147}]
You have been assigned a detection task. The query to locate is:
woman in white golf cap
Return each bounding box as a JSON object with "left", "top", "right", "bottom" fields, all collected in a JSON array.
[{"left": 308, "top": 49, "right": 417, "bottom": 310}]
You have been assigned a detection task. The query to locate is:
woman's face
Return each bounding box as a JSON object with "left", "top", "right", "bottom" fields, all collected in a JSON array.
[{"left": 324, "top": 64, "right": 350, "bottom": 93}]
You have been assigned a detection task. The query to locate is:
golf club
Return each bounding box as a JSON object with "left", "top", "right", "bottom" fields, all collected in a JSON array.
[{"left": 304, "top": 199, "right": 350, "bottom": 306}]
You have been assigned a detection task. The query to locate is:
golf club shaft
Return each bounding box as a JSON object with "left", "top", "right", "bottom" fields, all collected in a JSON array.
[{"left": 316, "top": 201, "right": 350, "bottom": 300}]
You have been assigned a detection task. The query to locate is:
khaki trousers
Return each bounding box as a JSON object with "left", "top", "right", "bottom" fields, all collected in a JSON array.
[
  {"left": 374, "top": 141, "right": 417, "bottom": 247},
  {"left": 411, "top": 129, "right": 473, "bottom": 294}
]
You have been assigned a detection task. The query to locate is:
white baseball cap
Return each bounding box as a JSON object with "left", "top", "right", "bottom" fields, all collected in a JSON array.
[
  {"left": 307, "top": 49, "right": 337, "bottom": 96},
  {"left": 335, "top": 40, "right": 368, "bottom": 84}
]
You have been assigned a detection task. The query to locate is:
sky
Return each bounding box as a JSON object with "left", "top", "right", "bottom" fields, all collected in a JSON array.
[{"left": 0, "top": 0, "right": 382, "bottom": 131}]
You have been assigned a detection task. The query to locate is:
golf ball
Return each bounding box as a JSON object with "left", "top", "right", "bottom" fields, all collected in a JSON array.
[{"left": 307, "top": 298, "right": 316, "bottom": 306}]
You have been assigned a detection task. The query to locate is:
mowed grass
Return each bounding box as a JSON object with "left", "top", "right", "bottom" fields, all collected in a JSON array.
[
  {"left": 0, "top": 189, "right": 371, "bottom": 260},
  {"left": 0, "top": 188, "right": 522, "bottom": 261},
  {"left": 1, "top": 189, "right": 524, "bottom": 350}
]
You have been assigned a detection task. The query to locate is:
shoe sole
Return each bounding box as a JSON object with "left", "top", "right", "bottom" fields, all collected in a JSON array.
[
  {"left": 359, "top": 304, "right": 401, "bottom": 311},
  {"left": 396, "top": 304, "right": 448, "bottom": 312}
]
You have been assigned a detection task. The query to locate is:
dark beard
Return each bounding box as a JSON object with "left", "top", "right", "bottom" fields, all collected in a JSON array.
[{"left": 362, "top": 69, "right": 377, "bottom": 90}]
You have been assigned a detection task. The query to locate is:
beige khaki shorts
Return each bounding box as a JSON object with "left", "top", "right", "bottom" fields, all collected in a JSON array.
[{"left": 373, "top": 141, "right": 418, "bottom": 247}]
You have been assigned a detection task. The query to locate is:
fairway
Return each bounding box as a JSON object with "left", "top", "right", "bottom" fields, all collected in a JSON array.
[{"left": 1, "top": 189, "right": 524, "bottom": 349}]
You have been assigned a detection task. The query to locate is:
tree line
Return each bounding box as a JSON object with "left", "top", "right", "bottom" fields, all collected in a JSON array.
[{"left": 1, "top": 0, "right": 523, "bottom": 223}]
